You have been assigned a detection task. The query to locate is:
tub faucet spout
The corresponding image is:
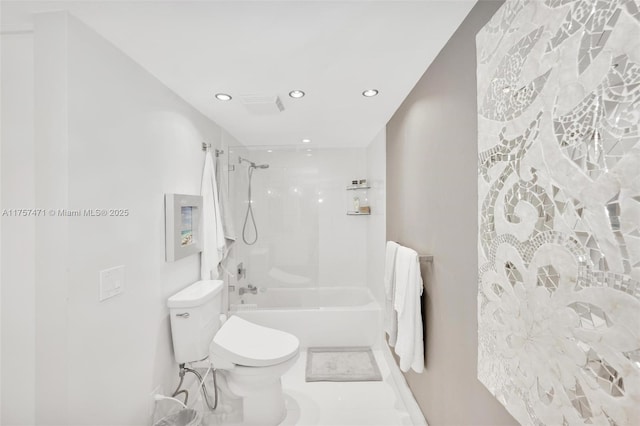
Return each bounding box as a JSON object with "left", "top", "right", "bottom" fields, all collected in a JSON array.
[{"left": 239, "top": 284, "right": 257, "bottom": 296}]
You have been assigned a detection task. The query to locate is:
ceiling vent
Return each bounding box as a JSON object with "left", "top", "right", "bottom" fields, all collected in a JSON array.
[{"left": 240, "top": 95, "right": 285, "bottom": 115}]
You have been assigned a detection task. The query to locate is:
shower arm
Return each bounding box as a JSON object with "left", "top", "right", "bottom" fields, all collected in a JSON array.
[{"left": 238, "top": 156, "right": 255, "bottom": 168}]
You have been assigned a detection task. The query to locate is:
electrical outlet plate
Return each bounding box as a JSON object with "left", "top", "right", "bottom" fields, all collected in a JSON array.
[{"left": 99, "top": 265, "right": 125, "bottom": 301}]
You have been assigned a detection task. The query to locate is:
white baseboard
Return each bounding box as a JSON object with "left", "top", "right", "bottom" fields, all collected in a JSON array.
[{"left": 381, "top": 341, "right": 428, "bottom": 426}]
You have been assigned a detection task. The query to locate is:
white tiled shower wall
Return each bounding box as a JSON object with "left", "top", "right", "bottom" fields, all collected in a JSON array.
[{"left": 228, "top": 139, "right": 386, "bottom": 302}]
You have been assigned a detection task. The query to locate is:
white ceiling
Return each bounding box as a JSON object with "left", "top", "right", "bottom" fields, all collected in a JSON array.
[{"left": 2, "top": 1, "right": 476, "bottom": 148}]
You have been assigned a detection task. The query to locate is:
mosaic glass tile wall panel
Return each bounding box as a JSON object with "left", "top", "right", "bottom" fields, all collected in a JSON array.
[{"left": 477, "top": 1, "right": 640, "bottom": 424}]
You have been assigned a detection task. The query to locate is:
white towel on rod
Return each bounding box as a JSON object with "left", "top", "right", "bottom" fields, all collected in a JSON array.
[
  {"left": 200, "top": 151, "right": 226, "bottom": 280},
  {"left": 384, "top": 241, "right": 400, "bottom": 346},
  {"left": 393, "top": 245, "right": 424, "bottom": 373}
]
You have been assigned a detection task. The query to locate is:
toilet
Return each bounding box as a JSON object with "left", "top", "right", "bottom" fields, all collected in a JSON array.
[{"left": 167, "top": 280, "right": 299, "bottom": 425}]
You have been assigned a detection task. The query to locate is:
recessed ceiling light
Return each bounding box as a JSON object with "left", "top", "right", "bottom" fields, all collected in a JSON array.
[
  {"left": 215, "top": 93, "right": 232, "bottom": 101},
  {"left": 267, "top": 149, "right": 273, "bottom": 153},
  {"left": 362, "top": 89, "right": 379, "bottom": 97},
  {"left": 302, "top": 138, "right": 311, "bottom": 143},
  {"left": 306, "top": 149, "right": 312, "bottom": 152},
  {"left": 289, "top": 90, "right": 305, "bottom": 99}
]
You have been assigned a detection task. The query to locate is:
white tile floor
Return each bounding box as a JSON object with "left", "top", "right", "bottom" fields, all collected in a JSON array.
[
  {"left": 279, "top": 348, "right": 419, "bottom": 426},
  {"left": 201, "top": 346, "right": 425, "bottom": 426}
]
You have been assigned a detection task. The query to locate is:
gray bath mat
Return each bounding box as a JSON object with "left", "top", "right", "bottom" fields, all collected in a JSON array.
[{"left": 306, "top": 347, "right": 382, "bottom": 382}]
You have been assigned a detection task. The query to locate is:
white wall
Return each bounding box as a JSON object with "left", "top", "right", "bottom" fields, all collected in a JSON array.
[
  {"left": 316, "top": 149, "right": 368, "bottom": 288},
  {"left": 1, "top": 11, "right": 231, "bottom": 424},
  {"left": 66, "top": 14, "right": 226, "bottom": 424},
  {"left": 365, "top": 129, "right": 386, "bottom": 304},
  {"left": 1, "top": 32, "right": 36, "bottom": 426},
  {"left": 33, "top": 13, "right": 71, "bottom": 422}
]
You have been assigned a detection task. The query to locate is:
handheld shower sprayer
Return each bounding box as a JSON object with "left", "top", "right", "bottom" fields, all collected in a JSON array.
[
  {"left": 238, "top": 156, "right": 269, "bottom": 245},
  {"left": 238, "top": 156, "right": 269, "bottom": 169}
]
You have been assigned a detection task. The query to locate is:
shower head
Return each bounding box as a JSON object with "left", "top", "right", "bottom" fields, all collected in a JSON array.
[{"left": 238, "top": 156, "right": 269, "bottom": 169}]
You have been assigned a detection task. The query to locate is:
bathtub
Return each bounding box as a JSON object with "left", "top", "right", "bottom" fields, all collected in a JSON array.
[{"left": 230, "top": 286, "right": 381, "bottom": 348}]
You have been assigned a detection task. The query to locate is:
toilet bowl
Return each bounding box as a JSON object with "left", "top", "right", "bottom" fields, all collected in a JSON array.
[
  {"left": 210, "top": 315, "right": 299, "bottom": 425},
  {"left": 167, "top": 280, "right": 299, "bottom": 426}
]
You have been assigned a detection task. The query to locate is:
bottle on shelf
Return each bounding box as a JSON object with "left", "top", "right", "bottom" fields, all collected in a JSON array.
[{"left": 346, "top": 178, "right": 371, "bottom": 215}]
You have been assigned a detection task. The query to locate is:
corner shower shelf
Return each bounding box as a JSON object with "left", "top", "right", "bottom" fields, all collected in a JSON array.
[{"left": 346, "top": 183, "right": 371, "bottom": 215}]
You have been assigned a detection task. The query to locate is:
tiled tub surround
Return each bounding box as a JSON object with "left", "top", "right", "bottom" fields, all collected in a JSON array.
[
  {"left": 231, "top": 287, "right": 381, "bottom": 348},
  {"left": 477, "top": 1, "right": 640, "bottom": 425},
  {"left": 228, "top": 147, "right": 370, "bottom": 300}
]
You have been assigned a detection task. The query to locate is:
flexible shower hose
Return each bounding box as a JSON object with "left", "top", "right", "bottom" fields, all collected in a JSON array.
[{"left": 242, "top": 166, "right": 259, "bottom": 245}]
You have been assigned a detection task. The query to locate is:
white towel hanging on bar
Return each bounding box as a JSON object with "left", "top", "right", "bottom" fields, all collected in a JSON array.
[
  {"left": 393, "top": 245, "right": 424, "bottom": 373},
  {"left": 200, "top": 151, "right": 226, "bottom": 280}
]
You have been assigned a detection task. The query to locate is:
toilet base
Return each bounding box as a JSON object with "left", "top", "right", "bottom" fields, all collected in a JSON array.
[
  {"left": 219, "top": 354, "right": 298, "bottom": 426},
  {"left": 224, "top": 371, "right": 288, "bottom": 426}
]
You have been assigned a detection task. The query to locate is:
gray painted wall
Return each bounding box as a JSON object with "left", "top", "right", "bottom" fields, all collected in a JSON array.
[{"left": 386, "top": 1, "right": 517, "bottom": 425}]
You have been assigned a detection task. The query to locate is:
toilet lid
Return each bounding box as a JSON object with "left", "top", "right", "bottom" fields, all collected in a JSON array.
[{"left": 210, "top": 316, "right": 300, "bottom": 367}]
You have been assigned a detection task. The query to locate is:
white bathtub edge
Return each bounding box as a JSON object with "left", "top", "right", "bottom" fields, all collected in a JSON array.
[
  {"left": 381, "top": 339, "right": 428, "bottom": 426},
  {"left": 316, "top": 300, "right": 380, "bottom": 312}
]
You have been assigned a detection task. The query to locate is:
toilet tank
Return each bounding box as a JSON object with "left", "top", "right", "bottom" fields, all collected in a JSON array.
[{"left": 167, "top": 280, "right": 224, "bottom": 364}]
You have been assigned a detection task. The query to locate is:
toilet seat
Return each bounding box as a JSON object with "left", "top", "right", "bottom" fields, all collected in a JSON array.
[{"left": 210, "top": 316, "right": 299, "bottom": 367}]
